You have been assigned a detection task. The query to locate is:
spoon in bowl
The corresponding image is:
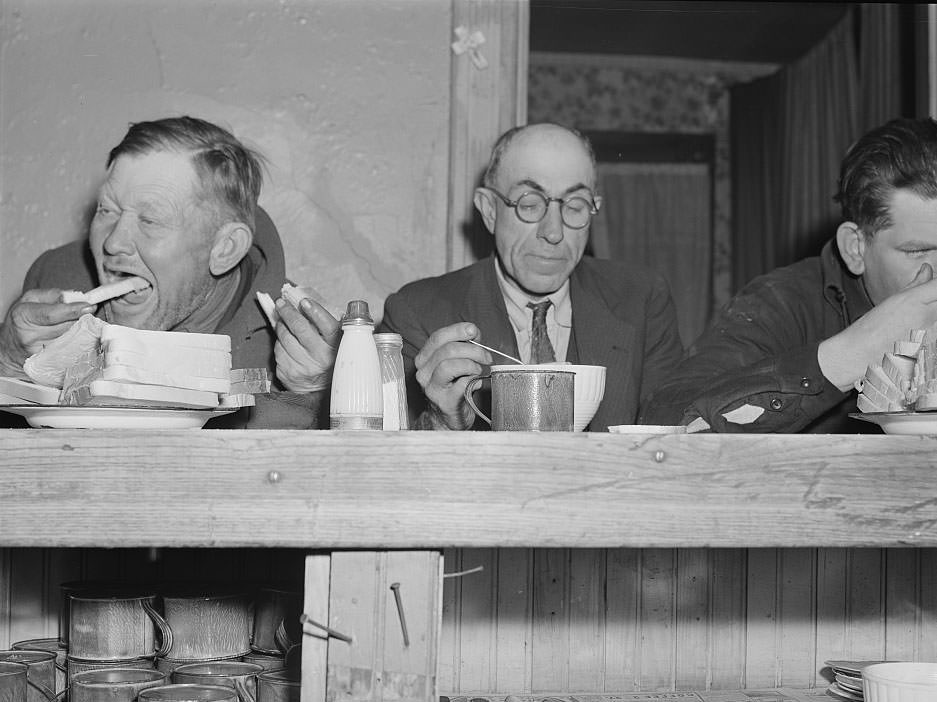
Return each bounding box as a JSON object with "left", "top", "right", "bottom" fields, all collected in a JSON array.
[{"left": 467, "top": 339, "right": 522, "bottom": 365}]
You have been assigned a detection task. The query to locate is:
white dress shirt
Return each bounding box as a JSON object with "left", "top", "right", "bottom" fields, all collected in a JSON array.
[{"left": 494, "top": 257, "right": 572, "bottom": 363}]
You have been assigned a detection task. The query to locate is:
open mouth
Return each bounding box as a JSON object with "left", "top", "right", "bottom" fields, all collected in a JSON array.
[{"left": 103, "top": 269, "right": 153, "bottom": 304}]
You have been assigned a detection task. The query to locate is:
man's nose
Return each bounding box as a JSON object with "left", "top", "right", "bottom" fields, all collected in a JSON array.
[
  {"left": 102, "top": 213, "right": 136, "bottom": 255},
  {"left": 536, "top": 201, "right": 565, "bottom": 244}
]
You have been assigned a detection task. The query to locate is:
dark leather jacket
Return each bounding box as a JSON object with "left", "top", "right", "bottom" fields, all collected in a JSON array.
[{"left": 641, "top": 240, "right": 879, "bottom": 433}]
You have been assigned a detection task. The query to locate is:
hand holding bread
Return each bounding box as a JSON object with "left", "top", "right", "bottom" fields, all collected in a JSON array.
[
  {"left": 258, "top": 283, "right": 340, "bottom": 393},
  {"left": 0, "top": 288, "right": 95, "bottom": 375},
  {"left": 819, "top": 266, "right": 937, "bottom": 392}
]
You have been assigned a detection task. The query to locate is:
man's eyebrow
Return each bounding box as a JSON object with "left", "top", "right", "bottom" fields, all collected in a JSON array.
[{"left": 562, "top": 182, "right": 593, "bottom": 196}]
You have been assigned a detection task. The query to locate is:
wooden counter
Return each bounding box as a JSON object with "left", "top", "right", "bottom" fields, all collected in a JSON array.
[{"left": 1, "top": 429, "right": 935, "bottom": 548}]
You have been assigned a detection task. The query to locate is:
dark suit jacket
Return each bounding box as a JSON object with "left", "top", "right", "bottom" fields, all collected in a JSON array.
[{"left": 379, "top": 255, "right": 684, "bottom": 431}]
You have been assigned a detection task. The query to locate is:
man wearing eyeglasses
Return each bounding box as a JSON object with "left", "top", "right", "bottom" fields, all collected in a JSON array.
[{"left": 379, "top": 122, "right": 684, "bottom": 430}]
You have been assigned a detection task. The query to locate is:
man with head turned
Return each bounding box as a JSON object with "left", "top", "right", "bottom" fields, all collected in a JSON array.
[
  {"left": 0, "top": 116, "right": 339, "bottom": 427},
  {"left": 379, "top": 122, "right": 685, "bottom": 431},
  {"left": 642, "top": 117, "right": 937, "bottom": 433}
]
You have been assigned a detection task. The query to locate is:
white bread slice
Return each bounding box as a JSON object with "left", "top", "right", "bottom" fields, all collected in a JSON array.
[
  {"left": 103, "top": 343, "right": 231, "bottom": 379},
  {"left": 915, "top": 393, "right": 937, "bottom": 411},
  {"left": 895, "top": 340, "right": 922, "bottom": 357},
  {"left": 219, "top": 392, "right": 256, "bottom": 408},
  {"left": 281, "top": 283, "right": 326, "bottom": 310},
  {"left": 856, "top": 392, "right": 887, "bottom": 414},
  {"left": 100, "top": 325, "right": 230, "bottom": 352},
  {"left": 882, "top": 352, "right": 915, "bottom": 385},
  {"left": 863, "top": 365, "right": 905, "bottom": 406},
  {"left": 99, "top": 364, "right": 231, "bottom": 394},
  {"left": 256, "top": 291, "right": 278, "bottom": 327},
  {"left": 60, "top": 277, "right": 150, "bottom": 305},
  {"left": 859, "top": 380, "right": 903, "bottom": 412},
  {"left": 78, "top": 379, "right": 219, "bottom": 408},
  {"left": 0, "top": 377, "right": 62, "bottom": 404}
]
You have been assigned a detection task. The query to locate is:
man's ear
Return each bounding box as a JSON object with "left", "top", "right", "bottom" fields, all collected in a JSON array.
[
  {"left": 473, "top": 188, "right": 497, "bottom": 235},
  {"left": 209, "top": 222, "right": 253, "bottom": 276},
  {"left": 836, "top": 221, "right": 867, "bottom": 276}
]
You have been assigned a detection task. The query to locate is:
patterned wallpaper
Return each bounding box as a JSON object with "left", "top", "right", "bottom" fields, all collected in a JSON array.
[{"left": 528, "top": 53, "right": 777, "bottom": 312}]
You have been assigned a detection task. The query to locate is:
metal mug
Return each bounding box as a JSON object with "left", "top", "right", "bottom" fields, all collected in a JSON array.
[
  {"left": 156, "top": 656, "right": 242, "bottom": 677},
  {"left": 256, "top": 669, "right": 301, "bottom": 702},
  {"left": 138, "top": 683, "right": 240, "bottom": 702},
  {"left": 240, "top": 653, "right": 284, "bottom": 672},
  {"left": 0, "top": 661, "right": 28, "bottom": 702},
  {"left": 10, "top": 641, "right": 65, "bottom": 695},
  {"left": 251, "top": 588, "right": 302, "bottom": 656},
  {"left": 464, "top": 365, "right": 574, "bottom": 431},
  {"left": 68, "top": 592, "right": 171, "bottom": 661},
  {"left": 160, "top": 589, "right": 252, "bottom": 661},
  {"left": 69, "top": 668, "right": 168, "bottom": 702},
  {"left": 173, "top": 662, "right": 263, "bottom": 702},
  {"left": 0, "top": 652, "right": 56, "bottom": 702}
]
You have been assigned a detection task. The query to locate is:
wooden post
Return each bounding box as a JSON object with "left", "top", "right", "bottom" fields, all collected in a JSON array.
[
  {"left": 447, "top": 0, "right": 529, "bottom": 271},
  {"left": 303, "top": 551, "right": 443, "bottom": 702}
]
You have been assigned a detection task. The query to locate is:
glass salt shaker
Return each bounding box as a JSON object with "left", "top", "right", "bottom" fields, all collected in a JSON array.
[
  {"left": 373, "top": 332, "right": 409, "bottom": 430},
  {"left": 330, "top": 300, "right": 383, "bottom": 430}
]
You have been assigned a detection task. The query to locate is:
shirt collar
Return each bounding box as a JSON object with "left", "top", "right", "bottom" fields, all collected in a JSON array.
[{"left": 494, "top": 256, "right": 572, "bottom": 332}]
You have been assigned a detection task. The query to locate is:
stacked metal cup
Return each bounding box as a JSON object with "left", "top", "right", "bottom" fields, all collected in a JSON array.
[
  {"left": 62, "top": 582, "right": 166, "bottom": 689},
  {"left": 10, "top": 639, "right": 66, "bottom": 698},
  {"left": 155, "top": 586, "right": 253, "bottom": 677},
  {"left": 246, "top": 587, "right": 302, "bottom": 672},
  {"left": 0, "top": 651, "right": 57, "bottom": 702}
]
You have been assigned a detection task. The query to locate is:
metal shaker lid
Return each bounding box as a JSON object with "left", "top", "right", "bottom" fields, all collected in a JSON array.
[{"left": 341, "top": 299, "right": 374, "bottom": 326}]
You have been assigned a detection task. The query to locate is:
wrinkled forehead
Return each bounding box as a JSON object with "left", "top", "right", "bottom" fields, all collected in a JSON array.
[
  {"left": 497, "top": 128, "right": 596, "bottom": 192},
  {"left": 103, "top": 150, "right": 200, "bottom": 193}
]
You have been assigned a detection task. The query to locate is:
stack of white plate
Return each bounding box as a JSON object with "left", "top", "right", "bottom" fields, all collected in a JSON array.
[{"left": 825, "top": 660, "right": 878, "bottom": 701}]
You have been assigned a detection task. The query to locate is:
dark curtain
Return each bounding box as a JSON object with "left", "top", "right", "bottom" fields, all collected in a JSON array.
[
  {"left": 592, "top": 163, "right": 712, "bottom": 348},
  {"left": 730, "top": 70, "right": 784, "bottom": 292},
  {"left": 730, "top": 4, "right": 907, "bottom": 293}
]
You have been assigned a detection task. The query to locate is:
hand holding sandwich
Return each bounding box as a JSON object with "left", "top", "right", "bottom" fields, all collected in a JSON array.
[
  {"left": 818, "top": 263, "right": 937, "bottom": 391},
  {"left": 0, "top": 289, "right": 95, "bottom": 376},
  {"left": 273, "top": 295, "right": 341, "bottom": 393}
]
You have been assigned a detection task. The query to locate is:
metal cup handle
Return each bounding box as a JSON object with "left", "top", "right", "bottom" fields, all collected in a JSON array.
[
  {"left": 27, "top": 678, "right": 58, "bottom": 702},
  {"left": 463, "top": 373, "right": 491, "bottom": 426},
  {"left": 234, "top": 675, "right": 257, "bottom": 702},
  {"left": 142, "top": 598, "right": 174, "bottom": 658},
  {"left": 274, "top": 618, "right": 294, "bottom": 654}
]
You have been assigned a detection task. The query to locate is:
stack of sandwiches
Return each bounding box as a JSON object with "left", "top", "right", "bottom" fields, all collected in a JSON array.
[
  {"left": 855, "top": 328, "right": 936, "bottom": 413},
  {"left": 61, "top": 324, "right": 235, "bottom": 408},
  {"left": 0, "top": 314, "right": 268, "bottom": 408}
]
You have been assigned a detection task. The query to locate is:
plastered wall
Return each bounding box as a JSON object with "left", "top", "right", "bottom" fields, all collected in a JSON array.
[{"left": 0, "top": 0, "right": 452, "bottom": 323}]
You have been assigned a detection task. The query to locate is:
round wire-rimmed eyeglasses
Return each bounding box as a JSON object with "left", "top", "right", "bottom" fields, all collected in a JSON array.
[{"left": 484, "top": 188, "right": 600, "bottom": 229}]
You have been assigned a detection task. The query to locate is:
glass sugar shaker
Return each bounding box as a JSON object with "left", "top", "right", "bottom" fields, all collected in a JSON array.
[
  {"left": 373, "top": 332, "right": 409, "bottom": 430},
  {"left": 330, "top": 300, "right": 383, "bottom": 430}
]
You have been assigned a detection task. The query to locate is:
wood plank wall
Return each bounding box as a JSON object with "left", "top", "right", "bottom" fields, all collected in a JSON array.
[
  {"left": 439, "top": 547, "right": 937, "bottom": 694},
  {"left": 2, "top": 547, "right": 935, "bottom": 694}
]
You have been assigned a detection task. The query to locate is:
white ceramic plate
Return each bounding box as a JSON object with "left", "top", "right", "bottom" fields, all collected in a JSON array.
[
  {"left": 826, "top": 682, "right": 863, "bottom": 702},
  {"left": 0, "top": 404, "right": 236, "bottom": 429},
  {"left": 850, "top": 411, "right": 937, "bottom": 435},
  {"left": 608, "top": 425, "right": 687, "bottom": 434}
]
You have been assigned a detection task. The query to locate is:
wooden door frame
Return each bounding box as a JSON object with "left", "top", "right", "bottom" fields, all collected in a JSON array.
[{"left": 447, "top": 0, "right": 529, "bottom": 271}]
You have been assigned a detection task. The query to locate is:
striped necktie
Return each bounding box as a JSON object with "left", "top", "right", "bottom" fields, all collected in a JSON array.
[{"left": 527, "top": 300, "right": 556, "bottom": 364}]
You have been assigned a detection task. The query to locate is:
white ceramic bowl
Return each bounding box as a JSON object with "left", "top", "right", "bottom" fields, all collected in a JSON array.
[
  {"left": 543, "top": 364, "right": 606, "bottom": 431},
  {"left": 863, "top": 662, "right": 937, "bottom": 702}
]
